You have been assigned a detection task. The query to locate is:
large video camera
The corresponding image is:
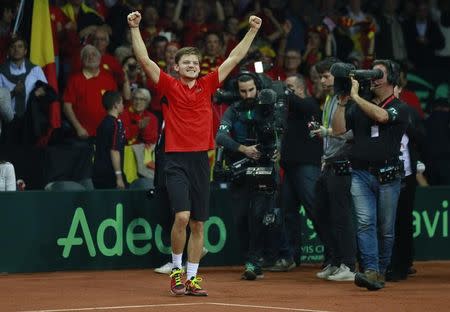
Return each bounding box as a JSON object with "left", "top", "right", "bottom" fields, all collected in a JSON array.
[
  {"left": 330, "top": 62, "right": 383, "bottom": 99},
  {"left": 213, "top": 78, "right": 289, "bottom": 192}
]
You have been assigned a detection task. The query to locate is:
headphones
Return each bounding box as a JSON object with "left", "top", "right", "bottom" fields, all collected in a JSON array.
[
  {"left": 234, "top": 71, "right": 263, "bottom": 91},
  {"left": 374, "top": 59, "right": 399, "bottom": 85}
]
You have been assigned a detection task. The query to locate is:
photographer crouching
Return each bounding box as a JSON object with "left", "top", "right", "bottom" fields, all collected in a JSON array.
[
  {"left": 332, "top": 60, "right": 409, "bottom": 291},
  {"left": 215, "top": 72, "right": 284, "bottom": 280}
]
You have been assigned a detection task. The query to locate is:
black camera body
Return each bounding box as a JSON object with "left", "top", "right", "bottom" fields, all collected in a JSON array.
[
  {"left": 214, "top": 80, "right": 289, "bottom": 192},
  {"left": 330, "top": 62, "right": 383, "bottom": 99}
]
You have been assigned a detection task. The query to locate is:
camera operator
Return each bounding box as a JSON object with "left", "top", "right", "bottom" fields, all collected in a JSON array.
[
  {"left": 311, "top": 58, "right": 356, "bottom": 282},
  {"left": 333, "top": 59, "right": 408, "bottom": 291},
  {"left": 274, "top": 74, "right": 323, "bottom": 269},
  {"left": 215, "top": 73, "right": 273, "bottom": 281}
]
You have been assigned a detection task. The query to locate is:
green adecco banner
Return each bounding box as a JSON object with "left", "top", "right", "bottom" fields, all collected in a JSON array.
[{"left": 0, "top": 187, "right": 448, "bottom": 273}]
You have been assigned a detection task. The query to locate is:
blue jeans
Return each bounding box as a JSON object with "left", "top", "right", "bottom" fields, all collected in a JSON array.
[{"left": 351, "top": 170, "right": 401, "bottom": 274}]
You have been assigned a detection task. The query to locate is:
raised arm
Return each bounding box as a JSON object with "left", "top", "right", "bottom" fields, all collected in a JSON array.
[
  {"left": 127, "top": 11, "right": 160, "bottom": 84},
  {"left": 218, "top": 15, "right": 262, "bottom": 83}
]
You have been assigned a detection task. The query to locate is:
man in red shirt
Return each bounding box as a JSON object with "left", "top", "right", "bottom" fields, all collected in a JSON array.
[
  {"left": 128, "top": 11, "right": 261, "bottom": 296},
  {"left": 63, "top": 44, "right": 116, "bottom": 138}
]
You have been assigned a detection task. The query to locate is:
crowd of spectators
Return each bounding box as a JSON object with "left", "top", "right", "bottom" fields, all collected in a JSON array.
[{"left": 0, "top": 0, "right": 449, "bottom": 190}]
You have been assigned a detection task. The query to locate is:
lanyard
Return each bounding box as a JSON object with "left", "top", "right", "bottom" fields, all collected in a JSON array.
[{"left": 380, "top": 94, "right": 395, "bottom": 109}]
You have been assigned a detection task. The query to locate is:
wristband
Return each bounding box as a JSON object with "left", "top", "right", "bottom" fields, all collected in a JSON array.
[{"left": 115, "top": 171, "right": 122, "bottom": 175}]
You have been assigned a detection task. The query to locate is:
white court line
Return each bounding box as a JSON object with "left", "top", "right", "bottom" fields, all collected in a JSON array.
[
  {"left": 19, "top": 303, "right": 200, "bottom": 312},
  {"left": 19, "top": 302, "right": 335, "bottom": 312},
  {"left": 209, "top": 302, "right": 335, "bottom": 312}
]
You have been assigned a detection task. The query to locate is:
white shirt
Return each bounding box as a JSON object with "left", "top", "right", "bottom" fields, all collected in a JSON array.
[
  {"left": 399, "top": 134, "right": 412, "bottom": 177},
  {"left": 0, "top": 61, "right": 47, "bottom": 113}
]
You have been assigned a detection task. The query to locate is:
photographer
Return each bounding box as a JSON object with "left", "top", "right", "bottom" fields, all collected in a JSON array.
[
  {"left": 311, "top": 58, "right": 356, "bottom": 282},
  {"left": 333, "top": 59, "right": 409, "bottom": 291},
  {"left": 215, "top": 73, "right": 274, "bottom": 281},
  {"left": 276, "top": 74, "right": 322, "bottom": 269}
]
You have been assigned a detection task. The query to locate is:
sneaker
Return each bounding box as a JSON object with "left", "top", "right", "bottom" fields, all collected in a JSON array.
[
  {"left": 169, "top": 268, "right": 186, "bottom": 296},
  {"left": 185, "top": 276, "right": 208, "bottom": 296},
  {"left": 327, "top": 264, "right": 356, "bottom": 281},
  {"left": 316, "top": 264, "right": 338, "bottom": 279},
  {"left": 155, "top": 262, "right": 186, "bottom": 274},
  {"left": 241, "top": 262, "right": 257, "bottom": 280},
  {"left": 354, "top": 270, "right": 385, "bottom": 291},
  {"left": 255, "top": 266, "right": 264, "bottom": 279},
  {"left": 267, "top": 258, "right": 296, "bottom": 272}
]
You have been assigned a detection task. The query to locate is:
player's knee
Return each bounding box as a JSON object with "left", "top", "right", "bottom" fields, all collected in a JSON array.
[
  {"left": 174, "top": 211, "right": 190, "bottom": 227},
  {"left": 189, "top": 220, "right": 204, "bottom": 235}
]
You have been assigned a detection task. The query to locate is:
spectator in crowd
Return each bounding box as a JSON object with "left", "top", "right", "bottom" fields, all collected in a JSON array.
[
  {"left": 343, "top": 0, "right": 376, "bottom": 67},
  {"left": 312, "top": 58, "right": 357, "bottom": 282},
  {"left": 302, "top": 26, "right": 326, "bottom": 73},
  {"left": 216, "top": 73, "right": 270, "bottom": 280},
  {"left": 223, "top": 17, "right": 241, "bottom": 55},
  {"left": 200, "top": 32, "right": 225, "bottom": 76},
  {"left": 181, "top": 0, "right": 225, "bottom": 47},
  {"left": 92, "top": 90, "right": 126, "bottom": 189},
  {"left": 128, "top": 10, "right": 261, "bottom": 296},
  {"left": 121, "top": 88, "right": 158, "bottom": 146},
  {"left": 60, "top": 0, "right": 103, "bottom": 77},
  {"left": 0, "top": 3, "right": 14, "bottom": 64},
  {"left": 278, "top": 74, "right": 322, "bottom": 267},
  {"left": 323, "top": 17, "right": 354, "bottom": 62},
  {"left": 150, "top": 35, "right": 169, "bottom": 68},
  {"left": 140, "top": 5, "right": 161, "bottom": 49},
  {"left": 106, "top": 0, "right": 142, "bottom": 52},
  {"left": 121, "top": 55, "right": 146, "bottom": 101},
  {"left": 0, "top": 160, "right": 16, "bottom": 191},
  {"left": 333, "top": 59, "right": 408, "bottom": 290},
  {"left": 403, "top": 0, "right": 445, "bottom": 69},
  {"left": 91, "top": 25, "right": 124, "bottom": 86},
  {"left": 0, "top": 37, "right": 48, "bottom": 144},
  {"left": 375, "top": 0, "right": 408, "bottom": 62},
  {"left": 432, "top": 0, "right": 450, "bottom": 68},
  {"left": 63, "top": 44, "right": 116, "bottom": 140}
]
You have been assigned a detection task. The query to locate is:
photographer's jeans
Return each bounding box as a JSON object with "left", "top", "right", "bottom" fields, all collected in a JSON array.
[{"left": 351, "top": 170, "right": 401, "bottom": 274}]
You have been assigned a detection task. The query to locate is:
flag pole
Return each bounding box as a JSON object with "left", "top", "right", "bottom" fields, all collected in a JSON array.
[{"left": 12, "top": 0, "right": 26, "bottom": 35}]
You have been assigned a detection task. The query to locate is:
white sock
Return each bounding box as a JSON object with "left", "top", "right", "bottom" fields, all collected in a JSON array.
[
  {"left": 172, "top": 253, "right": 183, "bottom": 270},
  {"left": 186, "top": 262, "right": 199, "bottom": 280}
]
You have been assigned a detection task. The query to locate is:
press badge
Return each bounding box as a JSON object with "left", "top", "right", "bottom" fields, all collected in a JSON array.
[{"left": 371, "top": 125, "right": 379, "bottom": 138}]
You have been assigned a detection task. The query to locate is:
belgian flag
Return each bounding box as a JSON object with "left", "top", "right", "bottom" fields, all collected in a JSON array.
[{"left": 29, "top": 0, "right": 61, "bottom": 142}]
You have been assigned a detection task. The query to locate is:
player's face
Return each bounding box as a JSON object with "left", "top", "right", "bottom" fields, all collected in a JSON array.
[
  {"left": 238, "top": 80, "right": 257, "bottom": 99},
  {"left": 175, "top": 54, "right": 200, "bottom": 79}
]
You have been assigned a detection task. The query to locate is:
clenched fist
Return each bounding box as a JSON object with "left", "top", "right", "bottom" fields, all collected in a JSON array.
[
  {"left": 127, "top": 11, "right": 141, "bottom": 28},
  {"left": 249, "top": 15, "right": 262, "bottom": 31}
]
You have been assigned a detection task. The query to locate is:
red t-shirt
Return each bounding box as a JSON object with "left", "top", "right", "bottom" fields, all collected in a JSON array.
[
  {"left": 121, "top": 107, "right": 159, "bottom": 145},
  {"left": 157, "top": 70, "right": 220, "bottom": 152},
  {"left": 63, "top": 71, "right": 117, "bottom": 136},
  {"left": 400, "top": 89, "right": 424, "bottom": 119}
]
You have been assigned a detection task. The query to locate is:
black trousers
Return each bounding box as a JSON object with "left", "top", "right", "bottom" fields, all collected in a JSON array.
[
  {"left": 230, "top": 181, "right": 273, "bottom": 266},
  {"left": 314, "top": 166, "right": 356, "bottom": 270},
  {"left": 390, "top": 174, "right": 416, "bottom": 276}
]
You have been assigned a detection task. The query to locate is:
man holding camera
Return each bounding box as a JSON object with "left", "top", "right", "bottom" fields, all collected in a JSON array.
[
  {"left": 311, "top": 58, "right": 357, "bottom": 282},
  {"left": 333, "top": 60, "right": 408, "bottom": 290},
  {"left": 215, "top": 73, "right": 273, "bottom": 280}
]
